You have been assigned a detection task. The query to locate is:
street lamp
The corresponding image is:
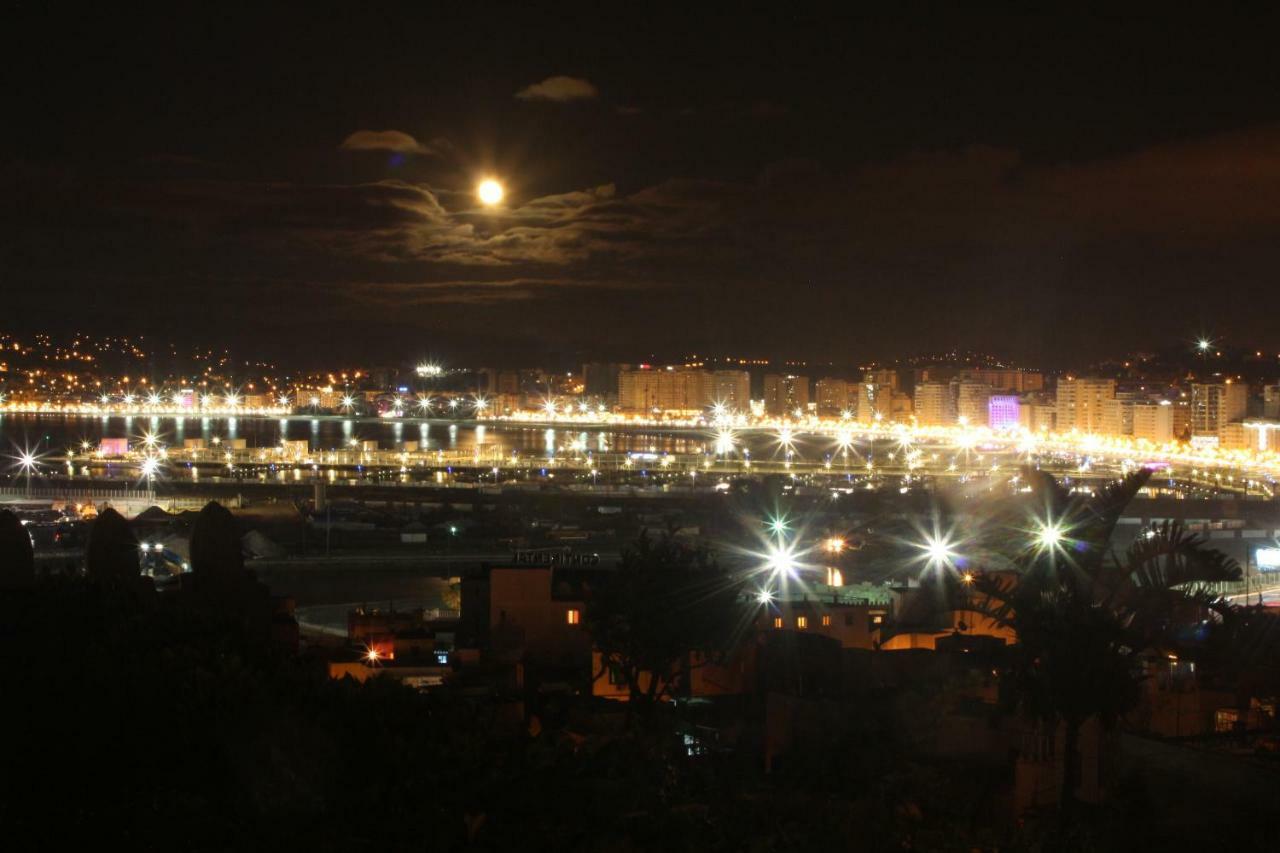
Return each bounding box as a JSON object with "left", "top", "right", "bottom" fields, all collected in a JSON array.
[
  {"left": 918, "top": 531, "right": 959, "bottom": 573},
  {"left": 14, "top": 448, "right": 39, "bottom": 497},
  {"left": 1034, "top": 520, "right": 1066, "bottom": 552},
  {"left": 764, "top": 540, "right": 800, "bottom": 578}
]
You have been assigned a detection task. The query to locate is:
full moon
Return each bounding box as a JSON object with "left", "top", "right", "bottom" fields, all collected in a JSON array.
[{"left": 477, "top": 179, "right": 504, "bottom": 206}]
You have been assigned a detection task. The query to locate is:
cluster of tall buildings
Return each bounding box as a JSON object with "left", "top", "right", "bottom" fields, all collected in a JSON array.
[
  {"left": 616, "top": 367, "right": 751, "bottom": 414},
  {"left": 468, "top": 360, "right": 1280, "bottom": 454}
]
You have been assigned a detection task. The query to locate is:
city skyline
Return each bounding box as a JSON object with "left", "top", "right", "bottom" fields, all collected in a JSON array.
[
  {"left": 5, "top": 7, "right": 1280, "bottom": 366},
  {"left": 5, "top": 9, "right": 1280, "bottom": 845}
]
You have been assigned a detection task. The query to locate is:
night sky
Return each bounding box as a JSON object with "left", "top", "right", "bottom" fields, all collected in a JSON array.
[{"left": 5, "top": 6, "right": 1279, "bottom": 367}]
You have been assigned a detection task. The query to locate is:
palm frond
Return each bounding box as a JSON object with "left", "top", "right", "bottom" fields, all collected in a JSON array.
[{"left": 1123, "top": 520, "right": 1242, "bottom": 591}]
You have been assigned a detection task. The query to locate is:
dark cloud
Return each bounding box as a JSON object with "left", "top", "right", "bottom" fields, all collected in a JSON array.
[
  {"left": 339, "top": 130, "right": 435, "bottom": 155},
  {"left": 5, "top": 125, "right": 1280, "bottom": 364},
  {"left": 515, "top": 76, "right": 599, "bottom": 102}
]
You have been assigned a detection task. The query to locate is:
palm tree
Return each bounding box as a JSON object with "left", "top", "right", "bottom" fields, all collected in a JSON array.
[{"left": 972, "top": 468, "right": 1242, "bottom": 816}]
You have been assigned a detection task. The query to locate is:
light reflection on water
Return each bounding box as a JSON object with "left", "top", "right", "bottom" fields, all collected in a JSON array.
[{"left": 0, "top": 413, "right": 717, "bottom": 456}]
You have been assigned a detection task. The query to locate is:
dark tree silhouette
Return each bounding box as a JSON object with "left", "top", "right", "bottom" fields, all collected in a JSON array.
[
  {"left": 85, "top": 507, "right": 141, "bottom": 583},
  {"left": 189, "top": 501, "right": 244, "bottom": 577},
  {"left": 585, "top": 532, "right": 748, "bottom": 718},
  {"left": 0, "top": 509, "right": 35, "bottom": 589},
  {"left": 973, "top": 468, "right": 1242, "bottom": 817}
]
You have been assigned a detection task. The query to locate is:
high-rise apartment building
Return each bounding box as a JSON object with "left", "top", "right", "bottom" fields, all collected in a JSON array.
[
  {"left": 1100, "top": 392, "right": 1142, "bottom": 437},
  {"left": 763, "top": 374, "right": 810, "bottom": 416},
  {"left": 1261, "top": 384, "right": 1280, "bottom": 419},
  {"left": 863, "top": 369, "right": 899, "bottom": 392},
  {"left": 1055, "top": 378, "right": 1116, "bottom": 432},
  {"left": 708, "top": 370, "right": 751, "bottom": 412},
  {"left": 958, "top": 368, "right": 1044, "bottom": 394},
  {"left": 1190, "top": 382, "right": 1248, "bottom": 437},
  {"left": 617, "top": 367, "right": 751, "bottom": 414},
  {"left": 955, "top": 381, "right": 992, "bottom": 427},
  {"left": 581, "top": 362, "right": 623, "bottom": 398},
  {"left": 889, "top": 391, "right": 913, "bottom": 422},
  {"left": 815, "top": 377, "right": 851, "bottom": 416},
  {"left": 1018, "top": 397, "right": 1057, "bottom": 432},
  {"left": 914, "top": 381, "right": 956, "bottom": 426},
  {"left": 617, "top": 367, "right": 701, "bottom": 412},
  {"left": 1131, "top": 402, "right": 1174, "bottom": 443},
  {"left": 988, "top": 395, "right": 1020, "bottom": 431},
  {"left": 1243, "top": 420, "right": 1280, "bottom": 453}
]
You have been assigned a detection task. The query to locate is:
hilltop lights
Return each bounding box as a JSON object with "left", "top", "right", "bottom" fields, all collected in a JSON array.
[{"left": 415, "top": 363, "right": 443, "bottom": 378}]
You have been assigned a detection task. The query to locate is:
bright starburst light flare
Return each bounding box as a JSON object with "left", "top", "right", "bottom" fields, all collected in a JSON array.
[
  {"left": 714, "top": 429, "right": 736, "bottom": 456},
  {"left": 1034, "top": 519, "right": 1068, "bottom": 553}
]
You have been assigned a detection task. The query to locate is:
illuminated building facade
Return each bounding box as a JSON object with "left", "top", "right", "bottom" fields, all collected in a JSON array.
[
  {"left": 1265, "top": 384, "right": 1280, "bottom": 419},
  {"left": 763, "top": 373, "right": 810, "bottom": 416},
  {"left": 1018, "top": 399, "right": 1057, "bottom": 432},
  {"left": 1101, "top": 392, "right": 1141, "bottom": 437},
  {"left": 1131, "top": 402, "right": 1175, "bottom": 443},
  {"left": 708, "top": 370, "right": 751, "bottom": 412},
  {"left": 1243, "top": 420, "right": 1280, "bottom": 453},
  {"left": 1191, "top": 382, "right": 1247, "bottom": 437},
  {"left": 955, "top": 381, "right": 992, "bottom": 427},
  {"left": 616, "top": 366, "right": 748, "bottom": 413},
  {"left": 987, "top": 395, "right": 1020, "bottom": 431},
  {"left": 1055, "top": 378, "right": 1116, "bottom": 433},
  {"left": 914, "top": 381, "right": 956, "bottom": 426},
  {"left": 958, "top": 368, "right": 1044, "bottom": 394},
  {"left": 815, "top": 377, "right": 851, "bottom": 416}
]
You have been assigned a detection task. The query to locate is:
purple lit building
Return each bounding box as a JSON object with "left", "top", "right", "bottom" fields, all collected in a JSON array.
[{"left": 988, "top": 395, "right": 1020, "bottom": 431}]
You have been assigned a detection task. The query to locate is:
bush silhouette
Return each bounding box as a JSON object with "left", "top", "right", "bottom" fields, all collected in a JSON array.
[
  {"left": 85, "top": 508, "right": 140, "bottom": 584},
  {"left": 189, "top": 501, "right": 244, "bottom": 577},
  {"left": 0, "top": 509, "right": 35, "bottom": 589}
]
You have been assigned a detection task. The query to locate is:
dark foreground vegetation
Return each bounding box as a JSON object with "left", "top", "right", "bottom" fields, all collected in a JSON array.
[{"left": 2, "top": 481, "right": 1279, "bottom": 851}]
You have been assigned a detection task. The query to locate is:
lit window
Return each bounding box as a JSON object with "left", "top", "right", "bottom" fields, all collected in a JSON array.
[
  {"left": 566, "top": 609, "right": 580, "bottom": 625},
  {"left": 773, "top": 616, "right": 783, "bottom": 629},
  {"left": 872, "top": 615, "right": 883, "bottom": 625},
  {"left": 796, "top": 615, "right": 808, "bottom": 630},
  {"left": 1214, "top": 708, "right": 1239, "bottom": 733},
  {"left": 821, "top": 614, "right": 830, "bottom": 627}
]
